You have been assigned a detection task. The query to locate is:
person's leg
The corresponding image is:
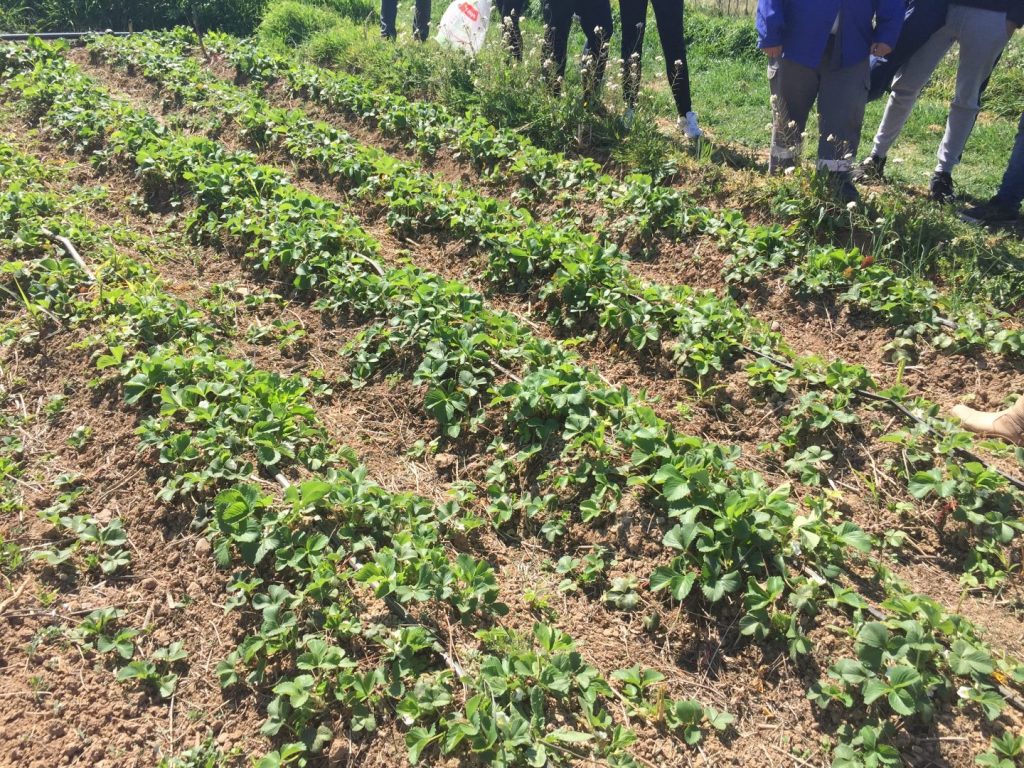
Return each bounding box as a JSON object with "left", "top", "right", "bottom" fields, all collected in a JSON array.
[
  {"left": 934, "top": 6, "right": 1011, "bottom": 174},
  {"left": 651, "top": 0, "right": 692, "bottom": 116},
  {"left": 542, "top": 0, "right": 573, "bottom": 82},
  {"left": 380, "top": 0, "right": 398, "bottom": 39},
  {"left": 768, "top": 57, "right": 818, "bottom": 172},
  {"left": 498, "top": 0, "right": 528, "bottom": 59},
  {"left": 869, "top": 19, "right": 956, "bottom": 159},
  {"left": 619, "top": 0, "right": 648, "bottom": 109},
  {"left": 577, "top": 0, "right": 614, "bottom": 88},
  {"left": 817, "top": 50, "right": 869, "bottom": 172},
  {"left": 412, "top": 0, "right": 432, "bottom": 41},
  {"left": 994, "top": 112, "right": 1024, "bottom": 210}
]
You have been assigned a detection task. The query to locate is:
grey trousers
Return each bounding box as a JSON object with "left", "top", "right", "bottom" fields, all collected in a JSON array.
[
  {"left": 768, "top": 39, "right": 870, "bottom": 173},
  {"left": 870, "top": 3, "right": 1011, "bottom": 173}
]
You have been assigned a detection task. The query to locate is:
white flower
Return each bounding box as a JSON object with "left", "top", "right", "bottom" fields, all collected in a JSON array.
[
  {"left": 826, "top": 134, "right": 835, "bottom": 141},
  {"left": 846, "top": 201, "right": 857, "bottom": 210},
  {"left": 784, "top": 166, "right": 796, "bottom": 175},
  {"left": 800, "top": 131, "right": 808, "bottom": 138}
]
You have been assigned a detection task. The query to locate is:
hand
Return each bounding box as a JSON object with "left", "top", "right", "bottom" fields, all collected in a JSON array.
[
  {"left": 871, "top": 42, "right": 893, "bottom": 57},
  {"left": 761, "top": 45, "right": 783, "bottom": 57},
  {"left": 1007, "top": 20, "right": 1019, "bottom": 35}
]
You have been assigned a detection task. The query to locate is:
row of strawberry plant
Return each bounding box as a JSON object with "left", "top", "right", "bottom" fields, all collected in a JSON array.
[
  {"left": 4, "top": 46, "right": 782, "bottom": 765},
  {"left": 33, "top": 37, "right": 868, "bottom": 611},
  {"left": 201, "top": 31, "right": 1024, "bottom": 361},
  {"left": 84, "top": 31, "right": 1024, "bottom": 590},
  {"left": 0, "top": 120, "right": 668, "bottom": 768},
  {"left": 11, "top": 42, "right": 1024, "bottom": 765}
]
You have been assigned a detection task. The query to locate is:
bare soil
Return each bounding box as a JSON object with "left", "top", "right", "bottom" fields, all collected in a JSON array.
[{"left": 2, "top": 49, "right": 1022, "bottom": 768}]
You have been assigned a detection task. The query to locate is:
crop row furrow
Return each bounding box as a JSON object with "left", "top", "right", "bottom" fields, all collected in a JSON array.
[
  {"left": 81, "top": 31, "right": 1024, "bottom": 592},
  {"left": 205, "top": 31, "right": 1024, "bottom": 365},
  {"left": 11, "top": 37, "right": 1024, "bottom": 765},
  {"left": 0, "top": 114, "right": 668, "bottom": 767}
]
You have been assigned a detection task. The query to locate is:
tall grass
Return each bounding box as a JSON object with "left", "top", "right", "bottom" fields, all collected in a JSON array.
[
  {"left": 258, "top": 1, "right": 343, "bottom": 48},
  {"left": 0, "top": 0, "right": 266, "bottom": 34}
]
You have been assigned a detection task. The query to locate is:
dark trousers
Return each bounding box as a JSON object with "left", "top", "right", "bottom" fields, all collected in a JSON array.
[
  {"left": 620, "top": 0, "right": 692, "bottom": 116},
  {"left": 496, "top": 0, "right": 528, "bottom": 59},
  {"left": 542, "top": 0, "right": 614, "bottom": 86},
  {"left": 768, "top": 37, "right": 870, "bottom": 173},
  {"left": 380, "top": 0, "right": 431, "bottom": 41}
]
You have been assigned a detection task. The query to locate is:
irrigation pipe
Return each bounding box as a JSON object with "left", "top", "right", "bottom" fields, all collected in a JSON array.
[{"left": 739, "top": 343, "right": 1024, "bottom": 493}]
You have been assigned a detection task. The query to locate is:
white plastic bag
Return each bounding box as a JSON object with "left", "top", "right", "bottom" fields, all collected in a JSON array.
[{"left": 435, "top": 0, "right": 491, "bottom": 55}]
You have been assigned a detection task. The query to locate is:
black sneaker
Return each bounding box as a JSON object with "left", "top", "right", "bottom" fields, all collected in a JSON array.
[
  {"left": 929, "top": 171, "right": 955, "bottom": 203},
  {"left": 827, "top": 171, "right": 861, "bottom": 205},
  {"left": 960, "top": 197, "right": 1021, "bottom": 227},
  {"left": 856, "top": 154, "right": 886, "bottom": 181}
]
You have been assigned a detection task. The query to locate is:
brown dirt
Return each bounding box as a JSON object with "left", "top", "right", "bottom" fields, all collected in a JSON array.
[
  {"left": 11, "top": 50, "right": 1024, "bottom": 768},
  {"left": 0, "top": 329, "right": 268, "bottom": 767},
  {"left": 79, "top": 46, "right": 1024, "bottom": 621}
]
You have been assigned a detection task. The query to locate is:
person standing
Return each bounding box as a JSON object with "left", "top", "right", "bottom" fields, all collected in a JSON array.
[
  {"left": 756, "top": 0, "right": 904, "bottom": 202},
  {"left": 381, "top": 0, "right": 432, "bottom": 41},
  {"left": 960, "top": 111, "right": 1024, "bottom": 225},
  {"left": 620, "top": 0, "right": 702, "bottom": 139},
  {"left": 542, "top": 0, "right": 615, "bottom": 99},
  {"left": 859, "top": 0, "right": 1023, "bottom": 202}
]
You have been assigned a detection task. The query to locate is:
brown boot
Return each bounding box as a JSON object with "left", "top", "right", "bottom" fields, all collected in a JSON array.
[{"left": 951, "top": 395, "right": 1024, "bottom": 445}]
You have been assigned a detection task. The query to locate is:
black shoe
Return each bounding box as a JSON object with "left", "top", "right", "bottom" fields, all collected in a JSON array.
[
  {"left": 856, "top": 154, "right": 886, "bottom": 181},
  {"left": 929, "top": 171, "right": 955, "bottom": 203},
  {"left": 960, "top": 197, "right": 1021, "bottom": 227},
  {"left": 827, "top": 171, "right": 861, "bottom": 205}
]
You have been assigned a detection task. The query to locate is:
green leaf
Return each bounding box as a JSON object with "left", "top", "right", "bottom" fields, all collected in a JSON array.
[
  {"left": 547, "top": 729, "right": 593, "bottom": 743},
  {"left": 857, "top": 622, "right": 889, "bottom": 649},
  {"left": 948, "top": 639, "right": 993, "bottom": 677},
  {"left": 861, "top": 677, "right": 889, "bottom": 706},
  {"left": 663, "top": 522, "right": 697, "bottom": 551},
  {"left": 658, "top": 465, "right": 691, "bottom": 502},
  {"left": 406, "top": 726, "right": 438, "bottom": 764},
  {"left": 706, "top": 707, "right": 734, "bottom": 731},
  {"left": 833, "top": 522, "right": 872, "bottom": 553}
]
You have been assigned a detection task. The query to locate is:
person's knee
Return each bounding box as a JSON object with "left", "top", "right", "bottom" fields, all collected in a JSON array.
[{"left": 949, "top": 94, "right": 982, "bottom": 112}]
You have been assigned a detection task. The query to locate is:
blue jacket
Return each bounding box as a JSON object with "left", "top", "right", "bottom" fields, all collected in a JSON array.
[{"left": 756, "top": 0, "right": 906, "bottom": 70}]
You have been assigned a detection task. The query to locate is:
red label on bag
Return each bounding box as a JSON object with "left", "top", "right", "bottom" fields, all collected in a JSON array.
[{"left": 459, "top": 2, "right": 479, "bottom": 20}]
